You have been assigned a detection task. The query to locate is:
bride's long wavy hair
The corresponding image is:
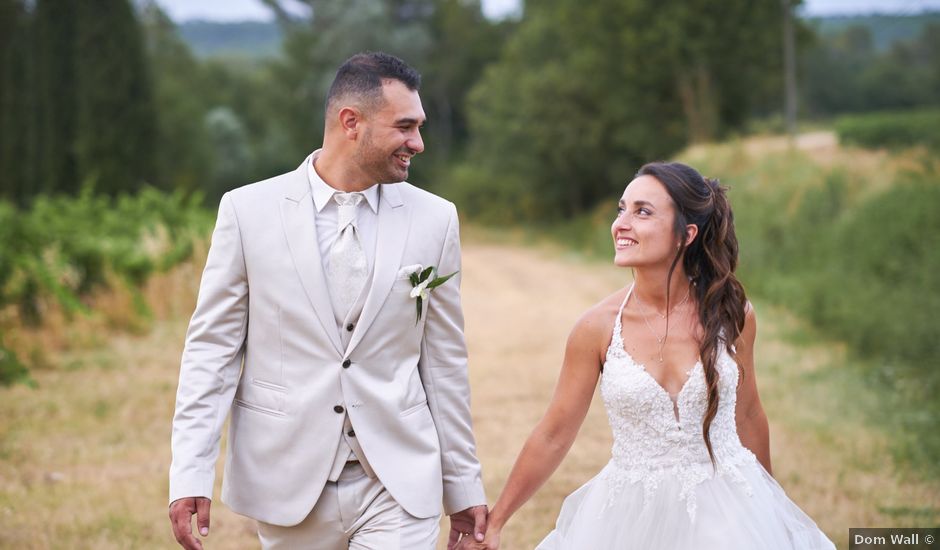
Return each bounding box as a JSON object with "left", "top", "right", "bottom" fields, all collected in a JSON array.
[{"left": 636, "top": 162, "right": 747, "bottom": 466}]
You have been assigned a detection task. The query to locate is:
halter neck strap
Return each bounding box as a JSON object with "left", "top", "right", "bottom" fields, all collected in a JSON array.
[{"left": 615, "top": 284, "right": 634, "bottom": 328}]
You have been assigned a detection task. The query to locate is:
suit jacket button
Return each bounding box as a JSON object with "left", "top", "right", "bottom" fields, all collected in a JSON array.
[
  {"left": 342, "top": 359, "right": 351, "bottom": 368},
  {"left": 346, "top": 323, "right": 354, "bottom": 332},
  {"left": 347, "top": 429, "right": 355, "bottom": 437},
  {"left": 333, "top": 405, "right": 344, "bottom": 414}
]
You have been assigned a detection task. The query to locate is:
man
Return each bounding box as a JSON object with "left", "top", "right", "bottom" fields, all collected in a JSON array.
[{"left": 169, "top": 52, "right": 487, "bottom": 550}]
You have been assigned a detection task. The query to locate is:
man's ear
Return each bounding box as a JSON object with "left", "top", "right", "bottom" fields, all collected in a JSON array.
[
  {"left": 684, "top": 223, "right": 699, "bottom": 246},
  {"left": 337, "top": 106, "right": 361, "bottom": 139}
]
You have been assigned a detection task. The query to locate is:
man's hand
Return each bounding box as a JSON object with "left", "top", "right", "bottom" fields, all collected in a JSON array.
[
  {"left": 447, "top": 504, "right": 488, "bottom": 550},
  {"left": 169, "top": 497, "right": 211, "bottom": 550}
]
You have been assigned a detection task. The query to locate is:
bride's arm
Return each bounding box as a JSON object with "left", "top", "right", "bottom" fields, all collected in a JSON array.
[
  {"left": 734, "top": 303, "right": 772, "bottom": 475},
  {"left": 481, "top": 310, "right": 605, "bottom": 545}
]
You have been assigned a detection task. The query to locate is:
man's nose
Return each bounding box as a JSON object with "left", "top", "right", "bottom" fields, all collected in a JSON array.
[{"left": 409, "top": 130, "right": 424, "bottom": 154}]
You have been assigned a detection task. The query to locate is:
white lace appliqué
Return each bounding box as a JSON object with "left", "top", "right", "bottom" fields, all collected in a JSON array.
[{"left": 598, "top": 288, "right": 756, "bottom": 523}]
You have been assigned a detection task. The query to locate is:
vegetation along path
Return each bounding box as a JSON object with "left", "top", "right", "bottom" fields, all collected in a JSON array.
[{"left": 1, "top": 238, "right": 937, "bottom": 549}]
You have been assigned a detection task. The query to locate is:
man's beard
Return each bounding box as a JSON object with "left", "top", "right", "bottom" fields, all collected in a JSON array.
[{"left": 355, "top": 129, "right": 409, "bottom": 184}]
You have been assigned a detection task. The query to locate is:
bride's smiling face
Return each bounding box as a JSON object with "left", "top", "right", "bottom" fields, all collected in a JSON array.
[{"left": 611, "top": 175, "right": 681, "bottom": 268}]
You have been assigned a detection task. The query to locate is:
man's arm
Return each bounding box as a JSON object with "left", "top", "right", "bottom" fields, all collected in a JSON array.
[
  {"left": 169, "top": 193, "right": 249, "bottom": 547},
  {"left": 417, "top": 204, "right": 487, "bottom": 516}
]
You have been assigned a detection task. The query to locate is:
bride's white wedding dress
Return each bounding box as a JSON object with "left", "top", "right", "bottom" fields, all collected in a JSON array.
[{"left": 537, "top": 287, "right": 835, "bottom": 549}]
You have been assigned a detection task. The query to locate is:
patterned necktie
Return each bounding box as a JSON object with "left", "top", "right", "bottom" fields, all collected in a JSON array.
[{"left": 328, "top": 192, "right": 367, "bottom": 319}]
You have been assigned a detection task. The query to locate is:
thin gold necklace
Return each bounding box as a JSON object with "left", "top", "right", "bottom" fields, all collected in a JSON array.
[
  {"left": 633, "top": 287, "right": 691, "bottom": 363},
  {"left": 634, "top": 287, "right": 691, "bottom": 319}
]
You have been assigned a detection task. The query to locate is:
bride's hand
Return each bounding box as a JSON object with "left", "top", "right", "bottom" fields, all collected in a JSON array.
[{"left": 456, "top": 528, "right": 501, "bottom": 550}]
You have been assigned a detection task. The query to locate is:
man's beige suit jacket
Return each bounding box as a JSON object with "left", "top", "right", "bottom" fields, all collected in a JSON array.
[{"left": 169, "top": 159, "right": 486, "bottom": 526}]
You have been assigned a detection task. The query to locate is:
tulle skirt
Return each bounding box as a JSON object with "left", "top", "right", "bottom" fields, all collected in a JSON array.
[{"left": 536, "top": 460, "right": 835, "bottom": 550}]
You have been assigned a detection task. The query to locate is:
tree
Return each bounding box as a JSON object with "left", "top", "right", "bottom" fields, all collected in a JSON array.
[
  {"left": 34, "top": 0, "right": 80, "bottom": 194},
  {"left": 801, "top": 25, "right": 875, "bottom": 115},
  {"left": 0, "top": 0, "right": 38, "bottom": 204},
  {"left": 420, "top": 0, "right": 514, "bottom": 163},
  {"left": 454, "top": 0, "right": 788, "bottom": 220},
  {"left": 139, "top": 3, "right": 212, "bottom": 194},
  {"left": 20, "top": 0, "right": 158, "bottom": 198},
  {"left": 204, "top": 106, "right": 253, "bottom": 198},
  {"left": 73, "top": 0, "right": 156, "bottom": 195},
  {"left": 801, "top": 22, "right": 940, "bottom": 117}
]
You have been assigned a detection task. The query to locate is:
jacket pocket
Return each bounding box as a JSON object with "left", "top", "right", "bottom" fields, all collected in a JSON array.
[
  {"left": 234, "top": 398, "right": 286, "bottom": 418},
  {"left": 400, "top": 399, "right": 429, "bottom": 418},
  {"left": 251, "top": 377, "right": 287, "bottom": 393}
]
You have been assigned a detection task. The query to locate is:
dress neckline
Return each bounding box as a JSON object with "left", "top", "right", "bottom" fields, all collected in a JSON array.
[{"left": 612, "top": 284, "right": 703, "bottom": 419}]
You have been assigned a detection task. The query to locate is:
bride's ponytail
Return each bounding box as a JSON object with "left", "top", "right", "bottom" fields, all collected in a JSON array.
[{"left": 636, "top": 163, "right": 747, "bottom": 467}]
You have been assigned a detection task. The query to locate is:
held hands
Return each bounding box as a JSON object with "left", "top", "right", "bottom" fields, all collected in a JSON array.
[
  {"left": 455, "top": 527, "right": 501, "bottom": 550},
  {"left": 447, "top": 505, "right": 488, "bottom": 550},
  {"left": 169, "top": 497, "right": 211, "bottom": 550}
]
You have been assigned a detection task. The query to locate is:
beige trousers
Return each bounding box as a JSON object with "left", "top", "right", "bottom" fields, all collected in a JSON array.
[{"left": 257, "top": 462, "right": 440, "bottom": 550}]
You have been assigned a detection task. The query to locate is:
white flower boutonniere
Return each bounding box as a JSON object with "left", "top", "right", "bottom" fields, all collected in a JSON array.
[{"left": 409, "top": 266, "right": 458, "bottom": 324}]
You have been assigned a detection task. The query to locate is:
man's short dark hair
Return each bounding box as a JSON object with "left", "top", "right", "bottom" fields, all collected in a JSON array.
[{"left": 326, "top": 52, "right": 421, "bottom": 116}]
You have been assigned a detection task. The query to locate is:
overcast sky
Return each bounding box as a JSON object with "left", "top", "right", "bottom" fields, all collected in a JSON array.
[{"left": 153, "top": 0, "right": 940, "bottom": 22}]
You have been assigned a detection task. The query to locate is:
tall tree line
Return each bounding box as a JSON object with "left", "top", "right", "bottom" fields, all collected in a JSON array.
[
  {"left": 0, "top": 0, "right": 155, "bottom": 203},
  {"left": 801, "top": 21, "right": 940, "bottom": 116},
  {"left": 447, "top": 0, "right": 788, "bottom": 222},
  {"left": 0, "top": 0, "right": 37, "bottom": 204},
  {"left": 7, "top": 0, "right": 930, "bottom": 216}
]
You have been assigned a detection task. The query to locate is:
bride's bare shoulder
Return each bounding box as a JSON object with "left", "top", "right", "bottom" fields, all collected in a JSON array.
[{"left": 568, "top": 287, "right": 629, "bottom": 348}]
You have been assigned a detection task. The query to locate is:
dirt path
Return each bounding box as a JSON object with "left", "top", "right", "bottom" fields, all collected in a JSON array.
[{"left": 1, "top": 239, "right": 937, "bottom": 549}]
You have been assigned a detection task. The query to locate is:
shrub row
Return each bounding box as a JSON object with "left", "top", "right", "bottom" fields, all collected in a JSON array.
[
  {"left": 836, "top": 109, "right": 940, "bottom": 151},
  {"left": 0, "top": 188, "right": 212, "bottom": 384},
  {"left": 690, "top": 149, "right": 940, "bottom": 476}
]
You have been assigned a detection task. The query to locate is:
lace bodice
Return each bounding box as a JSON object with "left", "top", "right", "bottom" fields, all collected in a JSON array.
[{"left": 599, "top": 285, "right": 756, "bottom": 522}]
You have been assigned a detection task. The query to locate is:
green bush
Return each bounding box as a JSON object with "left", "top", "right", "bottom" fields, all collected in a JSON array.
[
  {"left": 0, "top": 187, "right": 212, "bottom": 384},
  {"left": 682, "top": 151, "right": 940, "bottom": 367},
  {"left": 444, "top": 163, "right": 549, "bottom": 225},
  {"left": 836, "top": 109, "right": 940, "bottom": 151},
  {"left": 0, "top": 334, "right": 32, "bottom": 387}
]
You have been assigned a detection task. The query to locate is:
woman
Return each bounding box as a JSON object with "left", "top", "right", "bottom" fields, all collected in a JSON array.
[{"left": 462, "top": 163, "right": 834, "bottom": 549}]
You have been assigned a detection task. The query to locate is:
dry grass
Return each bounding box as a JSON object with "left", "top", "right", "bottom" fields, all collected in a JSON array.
[
  {"left": 1, "top": 237, "right": 937, "bottom": 550},
  {"left": 682, "top": 130, "right": 936, "bottom": 200}
]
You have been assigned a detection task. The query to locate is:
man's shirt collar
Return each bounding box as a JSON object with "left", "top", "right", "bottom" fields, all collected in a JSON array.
[{"left": 307, "top": 150, "right": 379, "bottom": 214}]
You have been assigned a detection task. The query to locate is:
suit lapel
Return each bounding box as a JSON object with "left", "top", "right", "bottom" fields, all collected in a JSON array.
[
  {"left": 280, "top": 164, "right": 343, "bottom": 355},
  {"left": 346, "top": 184, "right": 409, "bottom": 354}
]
